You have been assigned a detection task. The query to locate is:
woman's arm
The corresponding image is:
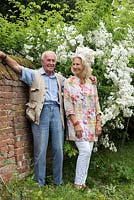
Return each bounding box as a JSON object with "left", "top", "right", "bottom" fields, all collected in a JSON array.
[
  {"left": 94, "top": 85, "right": 102, "bottom": 136},
  {"left": 95, "top": 113, "right": 102, "bottom": 136},
  {"left": 64, "top": 79, "right": 83, "bottom": 138}
]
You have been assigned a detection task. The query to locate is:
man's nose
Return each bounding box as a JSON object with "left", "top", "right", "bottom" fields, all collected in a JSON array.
[{"left": 50, "top": 60, "right": 54, "bottom": 64}]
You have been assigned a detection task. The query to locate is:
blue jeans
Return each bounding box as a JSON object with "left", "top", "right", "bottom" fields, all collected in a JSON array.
[{"left": 31, "top": 103, "right": 64, "bottom": 186}]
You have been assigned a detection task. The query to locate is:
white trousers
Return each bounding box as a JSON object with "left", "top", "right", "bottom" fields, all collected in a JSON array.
[{"left": 74, "top": 141, "right": 94, "bottom": 185}]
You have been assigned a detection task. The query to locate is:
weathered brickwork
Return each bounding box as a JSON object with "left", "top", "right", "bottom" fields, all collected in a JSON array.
[{"left": 0, "top": 57, "right": 33, "bottom": 183}]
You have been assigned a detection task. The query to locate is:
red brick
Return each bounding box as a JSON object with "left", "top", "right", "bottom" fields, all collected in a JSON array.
[
  {"left": 0, "top": 164, "right": 16, "bottom": 174},
  {"left": 14, "top": 148, "right": 24, "bottom": 155},
  {"left": 0, "top": 128, "right": 14, "bottom": 135},
  {"left": 2, "top": 172, "right": 13, "bottom": 183},
  {"left": 14, "top": 141, "right": 24, "bottom": 148},
  {"left": 7, "top": 151, "right": 15, "bottom": 158},
  {"left": 0, "top": 141, "right": 8, "bottom": 148}
]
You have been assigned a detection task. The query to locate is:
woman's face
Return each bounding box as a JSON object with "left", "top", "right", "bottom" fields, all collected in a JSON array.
[{"left": 72, "top": 57, "right": 84, "bottom": 77}]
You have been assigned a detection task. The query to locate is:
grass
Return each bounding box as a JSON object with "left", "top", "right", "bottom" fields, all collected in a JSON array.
[{"left": 0, "top": 141, "right": 134, "bottom": 200}]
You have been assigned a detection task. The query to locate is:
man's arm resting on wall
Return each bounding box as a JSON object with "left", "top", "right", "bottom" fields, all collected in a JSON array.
[{"left": 0, "top": 51, "right": 23, "bottom": 74}]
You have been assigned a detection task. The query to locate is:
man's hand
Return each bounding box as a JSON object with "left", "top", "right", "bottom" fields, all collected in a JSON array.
[
  {"left": 0, "top": 51, "right": 7, "bottom": 60},
  {"left": 90, "top": 75, "right": 97, "bottom": 84},
  {"left": 0, "top": 51, "right": 22, "bottom": 74}
]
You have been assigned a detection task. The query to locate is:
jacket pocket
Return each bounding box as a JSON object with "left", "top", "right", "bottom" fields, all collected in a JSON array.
[{"left": 25, "top": 102, "right": 37, "bottom": 122}]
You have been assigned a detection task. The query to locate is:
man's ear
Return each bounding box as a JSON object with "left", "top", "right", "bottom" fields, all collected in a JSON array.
[{"left": 41, "top": 59, "right": 43, "bottom": 66}]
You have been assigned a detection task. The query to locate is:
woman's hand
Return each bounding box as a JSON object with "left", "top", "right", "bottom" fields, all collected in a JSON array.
[
  {"left": 74, "top": 124, "right": 83, "bottom": 139},
  {"left": 95, "top": 121, "right": 102, "bottom": 136}
]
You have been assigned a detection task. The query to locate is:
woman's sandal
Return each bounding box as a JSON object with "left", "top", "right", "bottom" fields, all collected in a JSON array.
[
  {"left": 74, "top": 184, "right": 83, "bottom": 190},
  {"left": 74, "top": 184, "right": 91, "bottom": 192},
  {"left": 82, "top": 184, "right": 91, "bottom": 192}
]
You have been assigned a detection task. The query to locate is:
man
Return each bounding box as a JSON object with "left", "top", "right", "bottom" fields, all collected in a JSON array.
[{"left": 0, "top": 50, "right": 65, "bottom": 186}]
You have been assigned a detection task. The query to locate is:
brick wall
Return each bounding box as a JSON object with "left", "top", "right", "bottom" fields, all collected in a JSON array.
[{"left": 0, "top": 57, "right": 33, "bottom": 183}]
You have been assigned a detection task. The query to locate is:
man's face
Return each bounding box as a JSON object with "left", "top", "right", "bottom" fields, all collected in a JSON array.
[{"left": 41, "top": 52, "right": 56, "bottom": 75}]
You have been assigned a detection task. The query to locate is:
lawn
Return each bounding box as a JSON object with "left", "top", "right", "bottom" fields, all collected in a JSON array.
[{"left": 0, "top": 141, "right": 134, "bottom": 200}]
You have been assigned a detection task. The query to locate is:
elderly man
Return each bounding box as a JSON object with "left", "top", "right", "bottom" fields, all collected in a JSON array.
[{"left": 0, "top": 50, "right": 65, "bottom": 186}]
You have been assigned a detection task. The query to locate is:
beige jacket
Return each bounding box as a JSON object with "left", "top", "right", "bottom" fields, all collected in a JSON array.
[{"left": 26, "top": 70, "right": 65, "bottom": 128}]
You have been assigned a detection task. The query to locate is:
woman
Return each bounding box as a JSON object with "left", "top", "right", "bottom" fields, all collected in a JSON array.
[{"left": 64, "top": 47, "right": 102, "bottom": 190}]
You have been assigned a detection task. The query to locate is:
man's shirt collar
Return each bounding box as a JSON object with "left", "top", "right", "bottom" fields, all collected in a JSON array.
[{"left": 39, "top": 67, "right": 56, "bottom": 78}]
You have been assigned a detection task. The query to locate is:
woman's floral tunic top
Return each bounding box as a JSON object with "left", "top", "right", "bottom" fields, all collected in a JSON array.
[{"left": 64, "top": 76, "right": 101, "bottom": 142}]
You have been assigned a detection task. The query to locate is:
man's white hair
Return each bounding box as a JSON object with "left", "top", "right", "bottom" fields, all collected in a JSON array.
[{"left": 41, "top": 50, "right": 57, "bottom": 61}]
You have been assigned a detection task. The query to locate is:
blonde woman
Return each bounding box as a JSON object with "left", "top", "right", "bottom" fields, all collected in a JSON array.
[{"left": 64, "top": 47, "right": 102, "bottom": 190}]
